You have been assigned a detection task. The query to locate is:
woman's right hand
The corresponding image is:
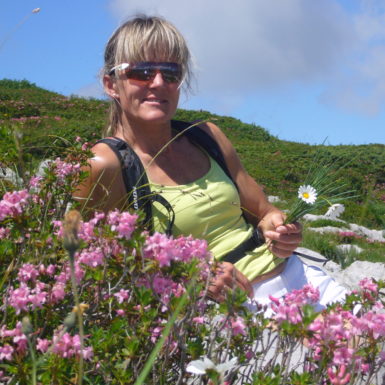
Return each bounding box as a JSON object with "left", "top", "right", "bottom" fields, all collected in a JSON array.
[{"left": 208, "top": 262, "right": 253, "bottom": 302}]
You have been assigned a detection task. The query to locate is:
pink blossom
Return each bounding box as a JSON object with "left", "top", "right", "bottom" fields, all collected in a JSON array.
[
  {"left": 359, "top": 278, "right": 378, "bottom": 294},
  {"left": 152, "top": 276, "right": 175, "bottom": 295},
  {"left": 174, "top": 235, "right": 210, "bottom": 262},
  {"left": 51, "top": 332, "right": 93, "bottom": 359},
  {"left": 17, "top": 263, "right": 39, "bottom": 283},
  {"left": 327, "top": 365, "right": 351, "bottom": 385},
  {"left": 231, "top": 317, "right": 247, "bottom": 336},
  {"left": 50, "top": 283, "right": 66, "bottom": 303},
  {"left": 245, "top": 350, "right": 254, "bottom": 360},
  {"left": 116, "top": 309, "right": 126, "bottom": 316},
  {"left": 81, "top": 346, "right": 94, "bottom": 360},
  {"left": 271, "top": 297, "right": 303, "bottom": 324},
  {"left": 333, "top": 347, "right": 354, "bottom": 366},
  {"left": 78, "top": 246, "right": 105, "bottom": 267},
  {"left": 53, "top": 158, "right": 81, "bottom": 183},
  {"left": 45, "top": 264, "right": 56, "bottom": 276},
  {"left": 8, "top": 284, "right": 30, "bottom": 314},
  {"left": 29, "top": 175, "right": 42, "bottom": 188},
  {"left": 0, "top": 345, "right": 14, "bottom": 361},
  {"left": 0, "top": 227, "right": 10, "bottom": 239},
  {"left": 114, "top": 289, "right": 129, "bottom": 304},
  {"left": 13, "top": 333, "right": 27, "bottom": 352},
  {"left": 144, "top": 232, "right": 178, "bottom": 267},
  {"left": 192, "top": 317, "right": 205, "bottom": 324},
  {"left": 108, "top": 210, "right": 138, "bottom": 240},
  {"left": 36, "top": 338, "right": 50, "bottom": 353},
  {"left": 0, "top": 189, "right": 30, "bottom": 221},
  {"left": 151, "top": 326, "right": 163, "bottom": 343}
]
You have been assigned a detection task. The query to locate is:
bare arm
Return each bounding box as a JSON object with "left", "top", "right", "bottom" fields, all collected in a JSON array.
[
  {"left": 199, "top": 122, "right": 302, "bottom": 258},
  {"left": 74, "top": 143, "right": 128, "bottom": 214}
]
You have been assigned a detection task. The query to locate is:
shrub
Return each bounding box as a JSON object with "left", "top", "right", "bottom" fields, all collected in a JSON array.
[{"left": 0, "top": 139, "right": 385, "bottom": 384}]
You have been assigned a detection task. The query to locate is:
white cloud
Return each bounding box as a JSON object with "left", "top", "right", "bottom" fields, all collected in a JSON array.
[
  {"left": 74, "top": 82, "right": 105, "bottom": 99},
  {"left": 319, "top": 1, "right": 385, "bottom": 116},
  {"left": 107, "top": 0, "right": 385, "bottom": 117}
]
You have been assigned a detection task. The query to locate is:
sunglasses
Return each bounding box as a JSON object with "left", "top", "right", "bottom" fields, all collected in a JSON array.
[{"left": 109, "top": 62, "right": 183, "bottom": 84}]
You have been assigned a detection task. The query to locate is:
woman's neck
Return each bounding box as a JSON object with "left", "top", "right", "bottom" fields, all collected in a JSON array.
[{"left": 114, "top": 119, "right": 175, "bottom": 157}]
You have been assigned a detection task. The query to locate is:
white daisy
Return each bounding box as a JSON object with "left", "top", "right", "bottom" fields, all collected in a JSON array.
[
  {"left": 186, "top": 356, "right": 237, "bottom": 376},
  {"left": 325, "top": 203, "right": 345, "bottom": 219},
  {"left": 298, "top": 185, "right": 317, "bottom": 204}
]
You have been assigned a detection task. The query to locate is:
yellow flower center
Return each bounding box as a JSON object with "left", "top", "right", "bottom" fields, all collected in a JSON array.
[{"left": 302, "top": 192, "right": 310, "bottom": 199}]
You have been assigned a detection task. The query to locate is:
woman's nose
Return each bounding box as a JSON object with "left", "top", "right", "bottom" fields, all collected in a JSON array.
[{"left": 149, "top": 71, "right": 165, "bottom": 87}]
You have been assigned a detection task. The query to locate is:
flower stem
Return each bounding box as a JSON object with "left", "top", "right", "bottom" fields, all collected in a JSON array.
[{"left": 69, "top": 253, "right": 84, "bottom": 385}]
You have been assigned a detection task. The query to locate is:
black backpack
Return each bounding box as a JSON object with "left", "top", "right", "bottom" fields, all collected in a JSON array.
[{"left": 97, "top": 120, "right": 238, "bottom": 236}]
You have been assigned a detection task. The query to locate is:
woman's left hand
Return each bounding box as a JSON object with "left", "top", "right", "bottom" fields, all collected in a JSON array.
[{"left": 259, "top": 211, "right": 302, "bottom": 258}]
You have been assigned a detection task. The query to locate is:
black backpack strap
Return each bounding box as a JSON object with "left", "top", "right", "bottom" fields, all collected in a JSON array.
[
  {"left": 171, "top": 120, "right": 238, "bottom": 190},
  {"left": 96, "top": 137, "right": 175, "bottom": 235}
]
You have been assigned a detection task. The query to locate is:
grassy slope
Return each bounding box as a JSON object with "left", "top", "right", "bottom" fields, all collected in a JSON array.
[{"left": 1, "top": 79, "right": 385, "bottom": 232}]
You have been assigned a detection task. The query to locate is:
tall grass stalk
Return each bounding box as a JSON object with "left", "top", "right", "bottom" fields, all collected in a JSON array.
[
  {"left": 285, "top": 152, "right": 357, "bottom": 224},
  {"left": 134, "top": 276, "right": 197, "bottom": 385},
  {"left": 63, "top": 210, "right": 84, "bottom": 385}
]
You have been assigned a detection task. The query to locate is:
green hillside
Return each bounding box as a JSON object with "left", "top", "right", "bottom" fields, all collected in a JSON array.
[{"left": 1, "top": 79, "right": 385, "bottom": 230}]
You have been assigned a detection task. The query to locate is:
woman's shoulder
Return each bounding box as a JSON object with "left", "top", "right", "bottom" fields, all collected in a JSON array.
[
  {"left": 196, "top": 121, "right": 236, "bottom": 158},
  {"left": 89, "top": 141, "right": 122, "bottom": 171}
]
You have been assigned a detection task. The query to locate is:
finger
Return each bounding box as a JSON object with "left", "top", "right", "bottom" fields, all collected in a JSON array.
[
  {"left": 208, "top": 282, "right": 230, "bottom": 303},
  {"left": 269, "top": 244, "right": 294, "bottom": 258},
  {"left": 274, "top": 222, "right": 302, "bottom": 235},
  {"left": 264, "top": 230, "right": 302, "bottom": 244},
  {"left": 233, "top": 270, "right": 254, "bottom": 297},
  {"left": 269, "top": 212, "right": 285, "bottom": 228}
]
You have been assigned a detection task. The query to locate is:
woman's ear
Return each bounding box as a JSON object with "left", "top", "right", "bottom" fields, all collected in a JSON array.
[{"left": 103, "top": 75, "right": 119, "bottom": 99}]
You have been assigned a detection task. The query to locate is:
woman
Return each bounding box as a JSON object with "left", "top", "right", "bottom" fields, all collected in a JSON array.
[{"left": 77, "top": 15, "right": 346, "bottom": 307}]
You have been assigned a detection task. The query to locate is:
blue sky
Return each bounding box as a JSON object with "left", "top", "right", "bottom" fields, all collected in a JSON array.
[{"left": 1, "top": 0, "right": 385, "bottom": 145}]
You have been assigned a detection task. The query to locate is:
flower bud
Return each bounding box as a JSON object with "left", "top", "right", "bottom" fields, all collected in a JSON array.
[
  {"left": 63, "top": 312, "right": 76, "bottom": 329},
  {"left": 22, "top": 316, "right": 33, "bottom": 335},
  {"left": 63, "top": 210, "right": 82, "bottom": 255}
]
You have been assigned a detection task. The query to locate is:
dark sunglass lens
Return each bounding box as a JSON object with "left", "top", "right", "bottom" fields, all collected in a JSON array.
[
  {"left": 161, "top": 69, "right": 181, "bottom": 83},
  {"left": 127, "top": 68, "right": 155, "bottom": 81},
  {"left": 127, "top": 63, "right": 182, "bottom": 83}
]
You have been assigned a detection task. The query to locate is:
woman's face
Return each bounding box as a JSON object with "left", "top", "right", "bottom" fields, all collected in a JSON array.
[{"left": 113, "top": 62, "right": 181, "bottom": 127}]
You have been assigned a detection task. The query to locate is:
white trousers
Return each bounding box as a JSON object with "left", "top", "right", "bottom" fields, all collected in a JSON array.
[{"left": 246, "top": 255, "right": 347, "bottom": 314}]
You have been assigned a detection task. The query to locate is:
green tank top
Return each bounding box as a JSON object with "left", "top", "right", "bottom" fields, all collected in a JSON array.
[{"left": 149, "top": 156, "right": 283, "bottom": 281}]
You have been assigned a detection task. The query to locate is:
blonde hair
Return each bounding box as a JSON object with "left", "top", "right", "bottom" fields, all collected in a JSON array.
[{"left": 103, "top": 15, "right": 192, "bottom": 136}]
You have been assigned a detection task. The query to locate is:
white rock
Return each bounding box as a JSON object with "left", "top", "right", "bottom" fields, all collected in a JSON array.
[
  {"left": 36, "top": 159, "right": 52, "bottom": 177},
  {"left": 349, "top": 223, "right": 385, "bottom": 243},
  {"left": 336, "top": 244, "right": 363, "bottom": 254},
  {"left": 303, "top": 214, "right": 345, "bottom": 223},
  {"left": 308, "top": 226, "right": 349, "bottom": 235},
  {"left": 268, "top": 195, "right": 282, "bottom": 203},
  {"left": 339, "top": 261, "right": 385, "bottom": 290},
  {"left": 0, "top": 167, "right": 22, "bottom": 185}
]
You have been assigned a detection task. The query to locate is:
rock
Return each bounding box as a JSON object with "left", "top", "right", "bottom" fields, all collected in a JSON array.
[
  {"left": 36, "top": 159, "right": 52, "bottom": 177},
  {"left": 339, "top": 261, "right": 385, "bottom": 290},
  {"left": 308, "top": 226, "right": 349, "bottom": 235},
  {"left": 336, "top": 244, "right": 363, "bottom": 254},
  {"left": 268, "top": 195, "right": 283, "bottom": 203},
  {"left": 0, "top": 167, "right": 22, "bottom": 185},
  {"left": 349, "top": 223, "right": 385, "bottom": 243},
  {"left": 303, "top": 214, "right": 346, "bottom": 223}
]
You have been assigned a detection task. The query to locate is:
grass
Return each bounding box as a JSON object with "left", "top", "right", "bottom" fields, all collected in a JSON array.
[
  {"left": 302, "top": 223, "right": 385, "bottom": 268},
  {"left": 1, "top": 79, "right": 385, "bottom": 268}
]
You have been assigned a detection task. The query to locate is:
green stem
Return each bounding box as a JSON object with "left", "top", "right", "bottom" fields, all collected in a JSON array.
[
  {"left": 134, "top": 277, "right": 197, "bottom": 385},
  {"left": 69, "top": 252, "right": 84, "bottom": 385},
  {"left": 27, "top": 336, "right": 37, "bottom": 385}
]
